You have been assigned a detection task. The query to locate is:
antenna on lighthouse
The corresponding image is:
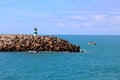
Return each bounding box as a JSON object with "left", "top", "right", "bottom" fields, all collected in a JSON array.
[{"left": 34, "top": 26, "right": 38, "bottom": 36}]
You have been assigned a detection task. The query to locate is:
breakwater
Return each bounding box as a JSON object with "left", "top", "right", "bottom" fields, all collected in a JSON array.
[{"left": 0, "top": 34, "right": 80, "bottom": 52}]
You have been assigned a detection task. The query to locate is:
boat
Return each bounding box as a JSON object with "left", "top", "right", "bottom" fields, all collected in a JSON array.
[
  {"left": 88, "top": 42, "right": 96, "bottom": 45},
  {"left": 80, "top": 50, "right": 84, "bottom": 53}
]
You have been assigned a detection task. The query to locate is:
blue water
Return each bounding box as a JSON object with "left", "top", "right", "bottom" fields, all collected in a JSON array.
[{"left": 0, "top": 35, "right": 120, "bottom": 80}]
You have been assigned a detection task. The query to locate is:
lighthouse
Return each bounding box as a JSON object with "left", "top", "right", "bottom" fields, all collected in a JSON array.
[{"left": 34, "top": 26, "right": 38, "bottom": 36}]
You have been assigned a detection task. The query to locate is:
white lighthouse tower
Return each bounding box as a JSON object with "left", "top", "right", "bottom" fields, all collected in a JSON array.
[{"left": 34, "top": 26, "right": 38, "bottom": 36}]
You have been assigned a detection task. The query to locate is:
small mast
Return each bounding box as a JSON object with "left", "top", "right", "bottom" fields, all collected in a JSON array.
[{"left": 34, "top": 26, "right": 38, "bottom": 36}]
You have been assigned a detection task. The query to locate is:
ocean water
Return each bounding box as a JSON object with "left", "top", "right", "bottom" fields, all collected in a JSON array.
[{"left": 0, "top": 35, "right": 120, "bottom": 80}]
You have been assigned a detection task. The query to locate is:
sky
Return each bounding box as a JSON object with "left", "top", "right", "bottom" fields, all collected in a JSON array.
[{"left": 0, "top": 0, "right": 120, "bottom": 35}]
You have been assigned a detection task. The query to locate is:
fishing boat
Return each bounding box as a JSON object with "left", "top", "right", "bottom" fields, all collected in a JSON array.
[{"left": 88, "top": 42, "right": 96, "bottom": 45}]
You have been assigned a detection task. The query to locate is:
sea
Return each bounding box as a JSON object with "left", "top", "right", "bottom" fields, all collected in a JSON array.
[{"left": 0, "top": 35, "right": 120, "bottom": 80}]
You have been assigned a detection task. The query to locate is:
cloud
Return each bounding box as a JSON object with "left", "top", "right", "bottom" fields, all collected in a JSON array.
[
  {"left": 57, "top": 22, "right": 80, "bottom": 27},
  {"left": 70, "top": 16, "right": 88, "bottom": 20},
  {"left": 54, "top": 13, "right": 120, "bottom": 28},
  {"left": 70, "top": 23, "right": 80, "bottom": 27},
  {"left": 82, "top": 22, "right": 96, "bottom": 27},
  {"left": 57, "top": 22, "right": 66, "bottom": 27},
  {"left": 92, "top": 15, "right": 106, "bottom": 21}
]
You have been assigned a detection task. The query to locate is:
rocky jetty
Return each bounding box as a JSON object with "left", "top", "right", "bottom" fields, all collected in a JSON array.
[{"left": 0, "top": 34, "right": 80, "bottom": 52}]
